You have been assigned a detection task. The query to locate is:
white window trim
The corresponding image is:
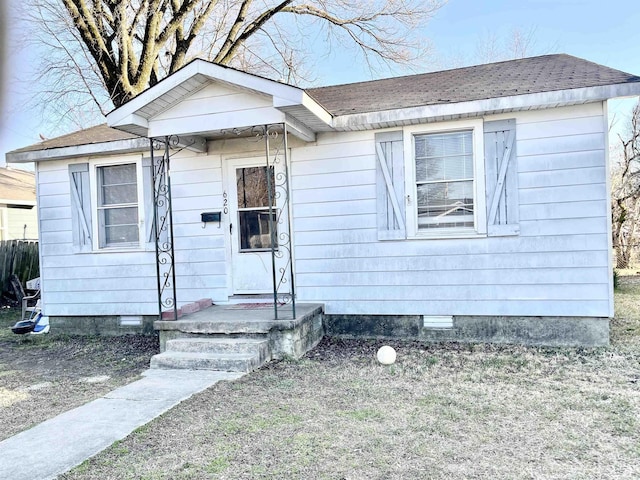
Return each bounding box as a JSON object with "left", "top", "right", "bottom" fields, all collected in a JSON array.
[
  {"left": 89, "top": 155, "right": 145, "bottom": 252},
  {"left": 403, "top": 119, "right": 487, "bottom": 239}
]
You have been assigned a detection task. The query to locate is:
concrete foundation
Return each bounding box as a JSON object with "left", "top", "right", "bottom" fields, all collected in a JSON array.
[
  {"left": 49, "top": 315, "right": 157, "bottom": 336},
  {"left": 325, "top": 314, "right": 610, "bottom": 347},
  {"left": 49, "top": 310, "right": 609, "bottom": 348}
]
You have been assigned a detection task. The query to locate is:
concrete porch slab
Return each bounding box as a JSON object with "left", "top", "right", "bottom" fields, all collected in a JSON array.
[
  {"left": 154, "top": 303, "right": 325, "bottom": 360},
  {"left": 155, "top": 303, "right": 323, "bottom": 334}
]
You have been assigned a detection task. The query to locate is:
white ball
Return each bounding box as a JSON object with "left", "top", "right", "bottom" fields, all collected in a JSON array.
[{"left": 376, "top": 345, "right": 397, "bottom": 365}]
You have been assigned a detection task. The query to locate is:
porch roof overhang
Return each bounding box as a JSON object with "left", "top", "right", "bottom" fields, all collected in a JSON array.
[{"left": 106, "top": 60, "right": 332, "bottom": 143}]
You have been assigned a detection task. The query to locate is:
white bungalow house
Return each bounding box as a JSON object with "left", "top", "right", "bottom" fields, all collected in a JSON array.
[{"left": 7, "top": 54, "right": 640, "bottom": 352}]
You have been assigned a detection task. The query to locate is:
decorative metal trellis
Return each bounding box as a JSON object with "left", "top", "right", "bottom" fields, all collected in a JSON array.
[
  {"left": 263, "top": 124, "right": 296, "bottom": 320},
  {"left": 149, "top": 136, "right": 180, "bottom": 321}
]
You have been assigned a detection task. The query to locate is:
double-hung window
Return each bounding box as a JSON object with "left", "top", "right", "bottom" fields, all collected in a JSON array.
[
  {"left": 96, "top": 163, "right": 140, "bottom": 248},
  {"left": 404, "top": 119, "right": 486, "bottom": 237},
  {"left": 415, "top": 130, "right": 474, "bottom": 230}
]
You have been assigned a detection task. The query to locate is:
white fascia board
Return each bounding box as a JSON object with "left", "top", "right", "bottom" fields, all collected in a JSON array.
[
  {"left": 301, "top": 92, "right": 333, "bottom": 125},
  {"left": 332, "top": 83, "right": 640, "bottom": 130},
  {"left": 6, "top": 138, "right": 150, "bottom": 163},
  {"left": 110, "top": 113, "right": 149, "bottom": 132},
  {"left": 273, "top": 92, "right": 332, "bottom": 123}
]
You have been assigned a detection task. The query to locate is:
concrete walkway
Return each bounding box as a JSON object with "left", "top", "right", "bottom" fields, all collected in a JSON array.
[{"left": 0, "top": 369, "right": 243, "bottom": 480}]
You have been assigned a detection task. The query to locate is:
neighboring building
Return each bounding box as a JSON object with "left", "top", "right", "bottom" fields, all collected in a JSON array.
[
  {"left": 0, "top": 167, "right": 38, "bottom": 240},
  {"left": 7, "top": 54, "right": 640, "bottom": 347}
]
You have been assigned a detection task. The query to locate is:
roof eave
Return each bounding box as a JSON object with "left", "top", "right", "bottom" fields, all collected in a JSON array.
[
  {"left": 331, "top": 83, "right": 640, "bottom": 130},
  {"left": 6, "top": 138, "right": 150, "bottom": 163}
]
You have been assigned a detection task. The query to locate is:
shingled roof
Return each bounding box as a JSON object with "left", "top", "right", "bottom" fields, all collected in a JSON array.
[
  {"left": 10, "top": 124, "right": 140, "bottom": 155},
  {"left": 8, "top": 54, "right": 640, "bottom": 158},
  {"left": 307, "top": 54, "right": 640, "bottom": 116}
]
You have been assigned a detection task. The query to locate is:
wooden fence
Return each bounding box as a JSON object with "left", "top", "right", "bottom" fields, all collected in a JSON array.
[{"left": 0, "top": 240, "right": 40, "bottom": 295}]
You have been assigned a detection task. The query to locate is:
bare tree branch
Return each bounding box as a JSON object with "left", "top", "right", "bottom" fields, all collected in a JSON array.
[
  {"left": 612, "top": 100, "right": 640, "bottom": 268},
  {"left": 21, "top": 0, "right": 444, "bottom": 130}
]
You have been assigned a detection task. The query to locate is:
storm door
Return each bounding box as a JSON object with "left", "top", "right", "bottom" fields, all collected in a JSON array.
[{"left": 227, "top": 158, "right": 277, "bottom": 293}]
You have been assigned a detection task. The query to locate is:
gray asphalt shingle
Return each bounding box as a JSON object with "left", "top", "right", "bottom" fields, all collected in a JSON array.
[{"left": 307, "top": 54, "right": 640, "bottom": 116}]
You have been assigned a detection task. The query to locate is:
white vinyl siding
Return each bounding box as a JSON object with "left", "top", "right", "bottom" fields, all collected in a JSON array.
[
  {"left": 148, "top": 81, "right": 283, "bottom": 138},
  {"left": 35, "top": 102, "right": 611, "bottom": 320},
  {"left": 292, "top": 103, "right": 611, "bottom": 317},
  {"left": 37, "top": 150, "right": 231, "bottom": 316},
  {"left": 38, "top": 158, "right": 155, "bottom": 316}
]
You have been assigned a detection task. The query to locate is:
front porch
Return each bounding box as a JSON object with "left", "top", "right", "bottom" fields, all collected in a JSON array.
[{"left": 151, "top": 303, "right": 325, "bottom": 372}]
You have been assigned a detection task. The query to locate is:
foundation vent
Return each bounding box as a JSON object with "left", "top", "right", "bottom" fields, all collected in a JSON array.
[
  {"left": 120, "top": 316, "right": 143, "bottom": 326},
  {"left": 423, "top": 315, "right": 453, "bottom": 329}
]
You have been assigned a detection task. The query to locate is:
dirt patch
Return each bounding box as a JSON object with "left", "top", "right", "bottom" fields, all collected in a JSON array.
[{"left": 0, "top": 308, "right": 158, "bottom": 441}]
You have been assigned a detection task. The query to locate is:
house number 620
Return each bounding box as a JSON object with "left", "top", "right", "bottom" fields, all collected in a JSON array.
[{"left": 223, "top": 191, "right": 228, "bottom": 214}]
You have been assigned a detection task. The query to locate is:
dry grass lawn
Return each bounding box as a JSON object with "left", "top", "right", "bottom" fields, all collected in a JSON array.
[{"left": 60, "top": 281, "right": 640, "bottom": 480}]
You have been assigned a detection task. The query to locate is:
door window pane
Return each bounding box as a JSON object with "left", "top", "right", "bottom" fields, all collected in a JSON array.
[
  {"left": 236, "top": 166, "right": 277, "bottom": 251},
  {"left": 236, "top": 166, "right": 275, "bottom": 208},
  {"left": 239, "top": 210, "right": 276, "bottom": 250}
]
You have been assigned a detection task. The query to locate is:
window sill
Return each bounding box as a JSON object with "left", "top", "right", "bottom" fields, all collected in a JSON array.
[
  {"left": 409, "top": 230, "right": 487, "bottom": 241},
  {"left": 91, "top": 245, "right": 146, "bottom": 254}
]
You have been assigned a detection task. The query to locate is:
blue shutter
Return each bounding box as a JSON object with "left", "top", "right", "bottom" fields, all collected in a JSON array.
[
  {"left": 69, "top": 163, "right": 92, "bottom": 251},
  {"left": 376, "top": 131, "right": 406, "bottom": 240},
  {"left": 142, "top": 158, "right": 155, "bottom": 244},
  {"left": 484, "top": 119, "right": 519, "bottom": 236},
  {"left": 143, "top": 157, "right": 168, "bottom": 246}
]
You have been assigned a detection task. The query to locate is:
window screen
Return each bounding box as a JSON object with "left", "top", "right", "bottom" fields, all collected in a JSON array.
[
  {"left": 97, "top": 164, "right": 139, "bottom": 247},
  {"left": 414, "top": 130, "right": 474, "bottom": 230}
]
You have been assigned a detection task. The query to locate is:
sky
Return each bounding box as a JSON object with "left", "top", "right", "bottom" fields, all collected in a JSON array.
[{"left": 1, "top": 0, "right": 640, "bottom": 167}]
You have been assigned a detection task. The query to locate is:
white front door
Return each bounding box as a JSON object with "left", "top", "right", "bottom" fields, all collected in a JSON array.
[{"left": 226, "top": 157, "right": 277, "bottom": 294}]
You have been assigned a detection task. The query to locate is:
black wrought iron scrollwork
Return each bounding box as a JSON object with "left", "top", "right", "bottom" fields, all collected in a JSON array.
[
  {"left": 259, "top": 123, "right": 296, "bottom": 320},
  {"left": 150, "top": 136, "right": 178, "bottom": 320},
  {"left": 151, "top": 135, "right": 197, "bottom": 158},
  {"left": 220, "top": 125, "right": 268, "bottom": 142}
]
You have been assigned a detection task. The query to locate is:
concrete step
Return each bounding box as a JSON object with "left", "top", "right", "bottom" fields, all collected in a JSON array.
[
  {"left": 150, "top": 351, "right": 262, "bottom": 372},
  {"left": 165, "top": 337, "right": 269, "bottom": 357}
]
